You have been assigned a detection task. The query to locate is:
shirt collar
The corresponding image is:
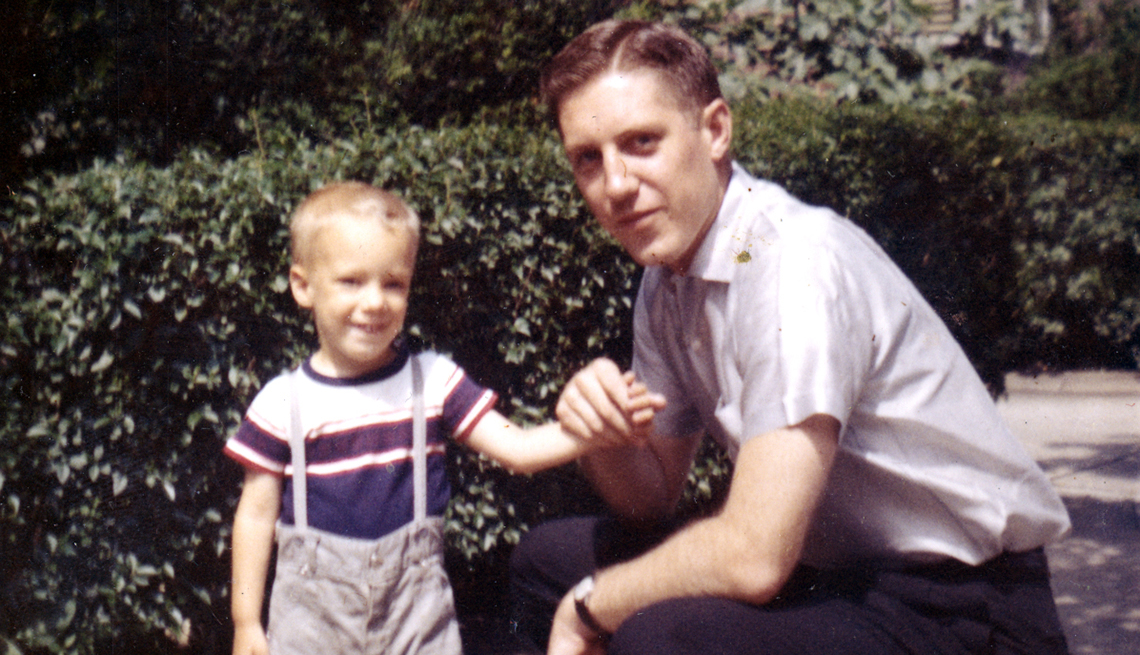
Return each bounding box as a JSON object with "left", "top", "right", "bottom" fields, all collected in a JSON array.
[{"left": 683, "top": 162, "right": 756, "bottom": 283}]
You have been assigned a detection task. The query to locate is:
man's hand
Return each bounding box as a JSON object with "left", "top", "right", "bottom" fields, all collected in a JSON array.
[
  {"left": 557, "top": 358, "right": 665, "bottom": 447},
  {"left": 547, "top": 591, "right": 608, "bottom": 655}
]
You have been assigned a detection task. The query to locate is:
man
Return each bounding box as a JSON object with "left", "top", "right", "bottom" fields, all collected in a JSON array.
[{"left": 509, "top": 19, "right": 1072, "bottom": 655}]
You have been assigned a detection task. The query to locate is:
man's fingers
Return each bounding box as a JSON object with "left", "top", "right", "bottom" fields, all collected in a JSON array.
[{"left": 564, "top": 359, "right": 634, "bottom": 438}]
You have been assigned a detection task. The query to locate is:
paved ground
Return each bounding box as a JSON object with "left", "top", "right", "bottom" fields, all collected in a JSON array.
[{"left": 997, "top": 370, "right": 1140, "bottom": 655}]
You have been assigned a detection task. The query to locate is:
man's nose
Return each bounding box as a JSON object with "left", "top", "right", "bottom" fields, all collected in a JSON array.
[{"left": 603, "top": 152, "right": 637, "bottom": 200}]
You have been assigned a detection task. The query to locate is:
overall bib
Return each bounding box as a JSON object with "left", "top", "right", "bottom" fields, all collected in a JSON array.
[{"left": 266, "top": 356, "right": 463, "bottom": 655}]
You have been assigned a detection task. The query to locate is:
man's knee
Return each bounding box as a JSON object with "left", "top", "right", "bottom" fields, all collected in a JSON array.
[
  {"left": 608, "top": 597, "right": 754, "bottom": 655},
  {"left": 510, "top": 517, "right": 598, "bottom": 587}
]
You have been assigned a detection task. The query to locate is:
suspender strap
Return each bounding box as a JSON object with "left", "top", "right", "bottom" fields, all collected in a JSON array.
[
  {"left": 411, "top": 354, "right": 427, "bottom": 523},
  {"left": 288, "top": 369, "right": 308, "bottom": 531}
]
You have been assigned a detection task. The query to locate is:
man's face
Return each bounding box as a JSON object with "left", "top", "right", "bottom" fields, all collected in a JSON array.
[{"left": 558, "top": 70, "right": 731, "bottom": 273}]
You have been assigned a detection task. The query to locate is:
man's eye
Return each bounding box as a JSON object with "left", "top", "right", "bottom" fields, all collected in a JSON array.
[
  {"left": 630, "top": 134, "right": 658, "bottom": 152},
  {"left": 574, "top": 151, "right": 601, "bottom": 169}
]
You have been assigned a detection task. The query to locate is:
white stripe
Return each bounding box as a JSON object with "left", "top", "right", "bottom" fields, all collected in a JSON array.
[
  {"left": 312, "top": 407, "right": 438, "bottom": 439},
  {"left": 284, "top": 443, "right": 447, "bottom": 477},
  {"left": 244, "top": 409, "right": 288, "bottom": 442},
  {"left": 453, "top": 390, "right": 497, "bottom": 437},
  {"left": 226, "top": 441, "right": 286, "bottom": 473}
]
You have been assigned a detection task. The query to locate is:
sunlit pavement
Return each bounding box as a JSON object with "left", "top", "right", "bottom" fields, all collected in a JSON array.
[{"left": 998, "top": 371, "right": 1140, "bottom": 655}]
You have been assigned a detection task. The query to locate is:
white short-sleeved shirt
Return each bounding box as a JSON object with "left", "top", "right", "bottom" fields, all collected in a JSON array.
[{"left": 634, "top": 163, "right": 1070, "bottom": 568}]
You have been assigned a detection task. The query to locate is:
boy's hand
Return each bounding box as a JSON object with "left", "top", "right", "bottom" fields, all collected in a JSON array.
[
  {"left": 557, "top": 358, "right": 664, "bottom": 447},
  {"left": 232, "top": 622, "right": 269, "bottom": 655},
  {"left": 625, "top": 375, "right": 662, "bottom": 441}
]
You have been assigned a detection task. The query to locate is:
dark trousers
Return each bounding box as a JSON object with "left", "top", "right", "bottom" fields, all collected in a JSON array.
[{"left": 509, "top": 516, "right": 1069, "bottom": 655}]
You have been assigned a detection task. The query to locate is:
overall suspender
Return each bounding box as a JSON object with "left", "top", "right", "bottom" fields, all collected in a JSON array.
[{"left": 287, "top": 355, "right": 427, "bottom": 531}]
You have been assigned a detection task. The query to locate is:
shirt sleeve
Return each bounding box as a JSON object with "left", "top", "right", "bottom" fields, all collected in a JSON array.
[
  {"left": 424, "top": 353, "right": 498, "bottom": 441},
  {"left": 223, "top": 375, "right": 291, "bottom": 475},
  {"left": 770, "top": 217, "right": 873, "bottom": 434}
]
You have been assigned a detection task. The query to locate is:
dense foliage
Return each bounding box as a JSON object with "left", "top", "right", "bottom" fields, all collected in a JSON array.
[
  {"left": 3, "top": 0, "right": 625, "bottom": 189},
  {"left": 0, "top": 109, "right": 636, "bottom": 653},
  {"left": 1012, "top": 0, "right": 1140, "bottom": 122},
  {"left": 632, "top": 0, "right": 1033, "bottom": 106}
]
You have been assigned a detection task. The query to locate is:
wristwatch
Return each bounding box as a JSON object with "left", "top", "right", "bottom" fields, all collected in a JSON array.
[{"left": 572, "top": 574, "right": 610, "bottom": 639}]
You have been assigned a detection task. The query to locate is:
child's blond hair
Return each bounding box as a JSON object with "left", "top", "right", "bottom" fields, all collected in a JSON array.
[{"left": 290, "top": 182, "right": 421, "bottom": 266}]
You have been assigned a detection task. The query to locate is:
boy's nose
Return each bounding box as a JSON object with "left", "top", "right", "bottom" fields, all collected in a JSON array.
[{"left": 361, "top": 284, "right": 386, "bottom": 311}]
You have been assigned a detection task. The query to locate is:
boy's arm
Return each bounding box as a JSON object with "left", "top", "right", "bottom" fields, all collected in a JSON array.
[
  {"left": 464, "top": 386, "right": 659, "bottom": 475},
  {"left": 463, "top": 410, "right": 591, "bottom": 475},
  {"left": 231, "top": 469, "right": 282, "bottom": 655}
]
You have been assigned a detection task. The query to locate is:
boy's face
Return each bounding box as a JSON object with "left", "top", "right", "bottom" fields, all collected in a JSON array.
[
  {"left": 558, "top": 70, "right": 731, "bottom": 273},
  {"left": 290, "top": 214, "right": 416, "bottom": 378}
]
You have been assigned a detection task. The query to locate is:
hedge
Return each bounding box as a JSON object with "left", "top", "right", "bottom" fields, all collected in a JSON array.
[{"left": 2, "top": 98, "right": 1138, "bottom": 653}]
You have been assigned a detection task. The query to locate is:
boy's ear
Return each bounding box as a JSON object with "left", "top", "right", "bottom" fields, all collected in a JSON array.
[
  {"left": 701, "top": 98, "right": 733, "bottom": 164},
  {"left": 289, "top": 264, "right": 314, "bottom": 309}
]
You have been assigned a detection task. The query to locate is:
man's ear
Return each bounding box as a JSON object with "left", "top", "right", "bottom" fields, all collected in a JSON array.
[
  {"left": 701, "top": 98, "right": 733, "bottom": 164},
  {"left": 289, "top": 264, "right": 314, "bottom": 309}
]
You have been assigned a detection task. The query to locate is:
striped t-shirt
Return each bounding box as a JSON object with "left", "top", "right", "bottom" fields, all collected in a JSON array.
[{"left": 224, "top": 346, "right": 497, "bottom": 539}]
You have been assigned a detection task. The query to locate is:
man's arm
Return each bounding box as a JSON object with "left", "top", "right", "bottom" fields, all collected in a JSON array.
[
  {"left": 548, "top": 413, "right": 840, "bottom": 655},
  {"left": 556, "top": 358, "right": 692, "bottom": 517},
  {"left": 231, "top": 469, "right": 282, "bottom": 655}
]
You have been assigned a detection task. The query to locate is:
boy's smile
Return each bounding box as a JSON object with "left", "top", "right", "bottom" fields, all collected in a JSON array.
[
  {"left": 290, "top": 214, "right": 416, "bottom": 378},
  {"left": 558, "top": 70, "right": 732, "bottom": 274}
]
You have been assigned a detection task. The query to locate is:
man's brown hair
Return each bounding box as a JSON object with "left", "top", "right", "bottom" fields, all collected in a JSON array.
[{"left": 540, "top": 20, "right": 723, "bottom": 119}]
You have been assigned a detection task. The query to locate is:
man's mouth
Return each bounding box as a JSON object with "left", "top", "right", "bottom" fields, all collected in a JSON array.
[{"left": 615, "top": 208, "right": 658, "bottom": 230}]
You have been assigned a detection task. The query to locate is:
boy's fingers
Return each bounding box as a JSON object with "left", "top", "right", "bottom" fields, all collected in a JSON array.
[
  {"left": 626, "top": 390, "right": 666, "bottom": 412},
  {"left": 630, "top": 406, "right": 657, "bottom": 425}
]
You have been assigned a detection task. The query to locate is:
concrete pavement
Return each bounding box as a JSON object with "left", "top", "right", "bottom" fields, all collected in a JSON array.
[{"left": 997, "top": 370, "right": 1140, "bottom": 655}]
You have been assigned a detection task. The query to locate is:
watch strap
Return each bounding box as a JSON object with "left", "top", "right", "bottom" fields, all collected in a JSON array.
[{"left": 573, "top": 575, "right": 610, "bottom": 639}]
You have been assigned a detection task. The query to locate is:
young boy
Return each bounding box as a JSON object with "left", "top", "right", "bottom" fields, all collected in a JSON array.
[{"left": 225, "top": 182, "right": 656, "bottom": 655}]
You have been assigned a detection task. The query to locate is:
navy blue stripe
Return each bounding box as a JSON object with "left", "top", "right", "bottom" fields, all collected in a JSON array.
[
  {"left": 233, "top": 421, "right": 290, "bottom": 464},
  {"left": 280, "top": 452, "right": 451, "bottom": 538}
]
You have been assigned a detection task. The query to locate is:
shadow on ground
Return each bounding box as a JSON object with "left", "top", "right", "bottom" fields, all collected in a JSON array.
[{"left": 1048, "top": 496, "right": 1140, "bottom": 655}]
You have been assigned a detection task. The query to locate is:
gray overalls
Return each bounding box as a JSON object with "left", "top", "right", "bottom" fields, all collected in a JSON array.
[{"left": 266, "top": 357, "right": 463, "bottom": 654}]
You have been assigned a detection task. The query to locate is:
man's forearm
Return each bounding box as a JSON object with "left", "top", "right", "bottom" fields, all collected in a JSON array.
[
  {"left": 578, "top": 435, "right": 697, "bottom": 518},
  {"left": 580, "top": 416, "right": 841, "bottom": 634},
  {"left": 585, "top": 509, "right": 783, "bottom": 634}
]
